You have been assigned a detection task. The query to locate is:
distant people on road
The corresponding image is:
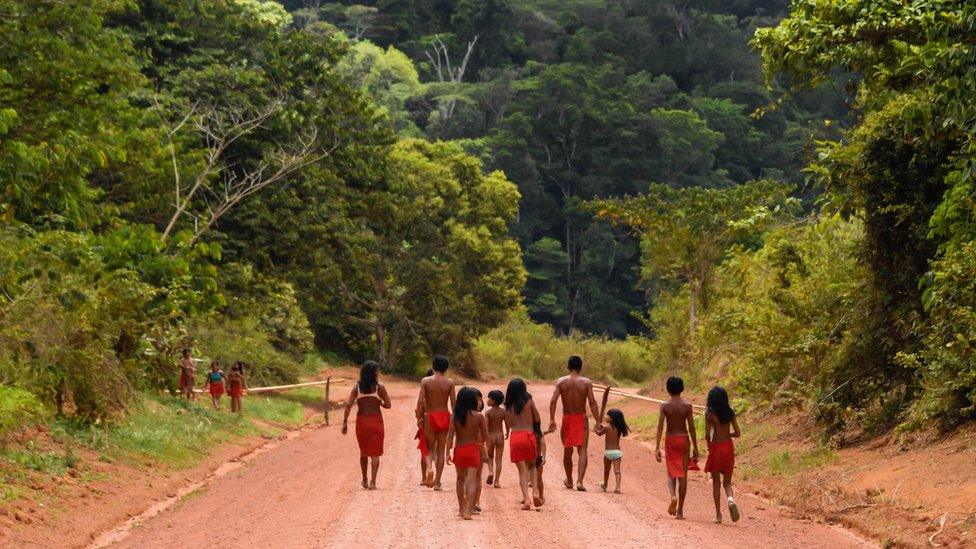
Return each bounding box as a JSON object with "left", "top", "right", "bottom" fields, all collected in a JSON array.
[
  {"left": 594, "top": 407, "right": 629, "bottom": 494},
  {"left": 504, "top": 378, "right": 543, "bottom": 510},
  {"left": 484, "top": 389, "right": 506, "bottom": 488},
  {"left": 416, "top": 356, "right": 456, "bottom": 491},
  {"left": 704, "top": 386, "right": 741, "bottom": 523},
  {"left": 655, "top": 376, "right": 699, "bottom": 519},
  {"left": 446, "top": 387, "right": 489, "bottom": 520},
  {"left": 342, "top": 360, "right": 392, "bottom": 490},
  {"left": 549, "top": 355, "right": 602, "bottom": 491},
  {"left": 179, "top": 348, "right": 197, "bottom": 401},
  {"left": 227, "top": 361, "right": 247, "bottom": 413},
  {"left": 204, "top": 361, "right": 225, "bottom": 409}
]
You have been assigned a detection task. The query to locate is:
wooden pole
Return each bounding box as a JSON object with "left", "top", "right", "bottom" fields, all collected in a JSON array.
[
  {"left": 593, "top": 383, "right": 706, "bottom": 410},
  {"left": 324, "top": 376, "right": 331, "bottom": 426}
]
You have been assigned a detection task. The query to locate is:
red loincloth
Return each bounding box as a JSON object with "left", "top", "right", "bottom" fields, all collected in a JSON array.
[
  {"left": 427, "top": 411, "right": 451, "bottom": 433},
  {"left": 704, "top": 440, "right": 735, "bottom": 476},
  {"left": 665, "top": 434, "right": 689, "bottom": 479},
  {"left": 453, "top": 443, "right": 481, "bottom": 468},
  {"left": 209, "top": 382, "right": 224, "bottom": 397},
  {"left": 561, "top": 413, "right": 586, "bottom": 448},
  {"left": 356, "top": 414, "right": 385, "bottom": 457},
  {"left": 509, "top": 430, "right": 537, "bottom": 463},
  {"left": 415, "top": 427, "right": 429, "bottom": 457},
  {"left": 228, "top": 381, "right": 244, "bottom": 398}
]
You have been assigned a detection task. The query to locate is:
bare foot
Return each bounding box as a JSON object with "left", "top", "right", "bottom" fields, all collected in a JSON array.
[
  {"left": 486, "top": 474, "right": 494, "bottom": 485},
  {"left": 563, "top": 479, "right": 573, "bottom": 490},
  {"left": 368, "top": 484, "right": 377, "bottom": 491},
  {"left": 599, "top": 483, "right": 607, "bottom": 492},
  {"left": 675, "top": 514, "right": 686, "bottom": 520},
  {"left": 728, "top": 499, "right": 740, "bottom": 522},
  {"left": 492, "top": 483, "right": 500, "bottom": 489},
  {"left": 714, "top": 516, "right": 722, "bottom": 524},
  {"left": 533, "top": 496, "right": 543, "bottom": 508},
  {"left": 433, "top": 484, "right": 443, "bottom": 492},
  {"left": 521, "top": 503, "right": 532, "bottom": 511},
  {"left": 668, "top": 498, "right": 677, "bottom": 516},
  {"left": 462, "top": 514, "right": 473, "bottom": 520},
  {"left": 361, "top": 479, "right": 368, "bottom": 489},
  {"left": 576, "top": 485, "right": 586, "bottom": 492},
  {"left": 613, "top": 489, "right": 621, "bottom": 494}
]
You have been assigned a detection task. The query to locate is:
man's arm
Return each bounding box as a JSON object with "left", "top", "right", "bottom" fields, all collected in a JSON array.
[
  {"left": 548, "top": 380, "right": 560, "bottom": 433},
  {"left": 654, "top": 405, "right": 665, "bottom": 461},
  {"left": 687, "top": 406, "right": 699, "bottom": 459},
  {"left": 415, "top": 382, "right": 426, "bottom": 426},
  {"left": 586, "top": 381, "right": 601, "bottom": 424},
  {"left": 448, "top": 381, "right": 457, "bottom": 412},
  {"left": 445, "top": 421, "right": 455, "bottom": 464}
]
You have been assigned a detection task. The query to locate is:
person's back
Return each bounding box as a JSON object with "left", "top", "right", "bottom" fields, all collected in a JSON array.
[
  {"left": 505, "top": 397, "right": 537, "bottom": 432},
  {"left": 422, "top": 373, "right": 454, "bottom": 412},
  {"left": 417, "top": 355, "right": 455, "bottom": 490},
  {"left": 661, "top": 399, "right": 693, "bottom": 435},
  {"left": 486, "top": 405, "right": 505, "bottom": 434},
  {"left": 355, "top": 382, "right": 389, "bottom": 416},
  {"left": 549, "top": 355, "right": 600, "bottom": 491},
  {"left": 555, "top": 374, "right": 591, "bottom": 415},
  {"left": 654, "top": 376, "right": 699, "bottom": 519},
  {"left": 454, "top": 409, "right": 485, "bottom": 445}
]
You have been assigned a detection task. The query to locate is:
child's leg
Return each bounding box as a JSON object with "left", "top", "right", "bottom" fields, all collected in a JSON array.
[
  {"left": 601, "top": 457, "right": 610, "bottom": 490},
  {"left": 612, "top": 458, "right": 622, "bottom": 493},
  {"left": 433, "top": 432, "right": 448, "bottom": 489},
  {"left": 455, "top": 465, "right": 465, "bottom": 516},
  {"left": 420, "top": 453, "right": 428, "bottom": 485},
  {"left": 711, "top": 472, "right": 722, "bottom": 521},
  {"left": 493, "top": 441, "right": 504, "bottom": 486},
  {"left": 529, "top": 463, "right": 542, "bottom": 507},
  {"left": 676, "top": 477, "right": 688, "bottom": 518},
  {"left": 724, "top": 472, "right": 739, "bottom": 522},
  {"left": 475, "top": 462, "right": 484, "bottom": 510},
  {"left": 359, "top": 457, "right": 368, "bottom": 488},
  {"left": 537, "top": 462, "right": 545, "bottom": 502},
  {"left": 369, "top": 456, "right": 380, "bottom": 489},
  {"left": 723, "top": 472, "right": 734, "bottom": 499},
  {"left": 516, "top": 461, "right": 531, "bottom": 510},
  {"left": 463, "top": 467, "right": 479, "bottom": 519}
]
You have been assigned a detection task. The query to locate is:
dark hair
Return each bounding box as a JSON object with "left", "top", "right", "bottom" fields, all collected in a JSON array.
[
  {"left": 568, "top": 355, "right": 583, "bottom": 371},
  {"left": 706, "top": 386, "right": 735, "bottom": 425},
  {"left": 666, "top": 376, "right": 684, "bottom": 395},
  {"left": 472, "top": 387, "right": 484, "bottom": 412},
  {"left": 358, "top": 360, "right": 380, "bottom": 393},
  {"left": 424, "top": 368, "right": 434, "bottom": 377},
  {"left": 487, "top": 390, "right": 505, "bottom": 406},
  {"left": 432, "top": 355, "right": 449, "bottom": 373},
  {"left": 453, "top": 387, "right": 478, "bottom": 427},
  {"left": 607, "top": 408, "right": 629, "bottom": 437},
  {"left": 210, "top": 360, "right": 219, "bottom": 369},
  {"left": 182, "top": 348, "right": 190, "bottom": 357},
  {"left": 504, "top": 378, "right": 530, "bottom": 415}
]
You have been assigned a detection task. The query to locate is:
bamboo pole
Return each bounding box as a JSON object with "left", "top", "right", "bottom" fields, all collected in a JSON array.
[
  {"left": 245, "top": 378, "right": 347, "bottom": 395},
  {"left": 593, "top": 383, "right": 706, "bottom": 410},
  {"left": 324, "top": 376, "right": 331, "bottom": 426}
]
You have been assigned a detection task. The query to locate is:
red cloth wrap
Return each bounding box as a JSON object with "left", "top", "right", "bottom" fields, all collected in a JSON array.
[
  {"left": 209, "top": 382, "right": 224, "bottom": 397},
  {"left": 427, "top": 411, "right": 451, "bottom": 433},
  {"left": 665, "top": 434, "right": 689, "bottom": 479},
  {"left": 704, "top": 440, "right": 735, "bottom": 476},
  {"left": 453, "top": 443, "right": 481, "bottom": 468},
  {"left": 355, "top": 414, "right": 384, "bottom": 457},
  {"left": 561, "top": 413, "right": 586, "bottom": 448},
  {"left": 415, "top": 427, "right": 429, "bottom": 457},
  {"left": 509, "top": 430, "right": 537, "bottom": 463},
  {"left": 228, "top": 381, "right": 244, "bottom": 398}
]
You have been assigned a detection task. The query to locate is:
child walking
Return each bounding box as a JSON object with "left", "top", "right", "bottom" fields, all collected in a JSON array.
[
  {"left": 705, "top": 386, "right": 741, "bottom": 523},
  {"left": 485, "top": 389, "right": 506, "bottom": 488},
  {"left": 595, "top": 408, "right": 629, "bottom": 493},
  {"left": 503, "top": 378, "right": 543, "bottom": 510},
  {"left": 446, "top": 387, "right": 489, "bottom": 520},
  {"left": 227, "top": 361, "right": 247, "bottom": 413},
  {"left": 204, "top": 361, "right": 225, "bottom": 409},
  {"left": 416, "top": 368, "right": 434, "bottom": 485},
  {"left": 654, "top": 376, "right": 699, "bottom": 519}
]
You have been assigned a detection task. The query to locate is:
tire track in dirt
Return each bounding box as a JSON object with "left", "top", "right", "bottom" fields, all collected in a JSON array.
[{"left": 103, "top": 382, "right": 869, "bottom": 548}]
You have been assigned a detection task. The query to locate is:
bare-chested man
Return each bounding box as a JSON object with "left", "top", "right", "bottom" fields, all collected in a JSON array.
[
  {"left": 416, "top": 355, "right": 456, "bottom": 490},
  {"left": 548, "top": 355, "right": 601, "bottom": 491}
]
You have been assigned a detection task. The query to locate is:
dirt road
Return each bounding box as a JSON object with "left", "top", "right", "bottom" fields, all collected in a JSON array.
[{"left": 101, "top": 382, "right": 868, "bottom": 548}]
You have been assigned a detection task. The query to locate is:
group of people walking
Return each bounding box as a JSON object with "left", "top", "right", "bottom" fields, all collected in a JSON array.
[
  {"left": 178, "top": 348, "right": 248, "bottom": 412},
  {"left": 341, "top": 354, "right": 743, "bottom": 524}
]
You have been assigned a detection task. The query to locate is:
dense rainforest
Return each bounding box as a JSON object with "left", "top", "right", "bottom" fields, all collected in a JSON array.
[{"left": 2, "top": 0, "right": 976, "bottom": 440}]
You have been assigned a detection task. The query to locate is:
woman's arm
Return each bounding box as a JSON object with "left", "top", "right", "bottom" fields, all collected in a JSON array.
[
  {"left": 445, "top": 421, "right": 456, "bottom": 464},
  {"left": 341, "top": 387, "right": 358, "bottom": 435},
  {"left": 730, "top": 416, "right": 741, "bottom": 438},
  {"left": 379, "top": 384, "right": 392, "bottom": 409}
]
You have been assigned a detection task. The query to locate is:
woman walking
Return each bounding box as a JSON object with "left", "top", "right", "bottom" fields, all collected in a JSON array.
[{"left": 342, "top": 361, "right": 392, "bottom": 490}]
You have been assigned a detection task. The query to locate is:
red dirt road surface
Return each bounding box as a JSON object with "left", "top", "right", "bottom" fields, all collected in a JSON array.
[{"left": 97, "top": 382, "right": 868, "bottom": 548}]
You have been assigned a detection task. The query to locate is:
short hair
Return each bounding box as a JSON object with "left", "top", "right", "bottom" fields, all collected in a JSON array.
[
  {"left": 487, "top": 390, "right": 505, "bottom": 405},
  {"left": 424, "top": 368, "right": 434, "bottom": 377},
  {"left": 432, "top": 355, "right": 449, "bottom": 373},
  {"left": 666, "top": 376, "right": 684, "bottom": 395},
  {"left": 567, "top": 355, "right": 583, "bottom": 371},
  {"left": 181, "top": 348, "right": 190, "bottom": 356}
]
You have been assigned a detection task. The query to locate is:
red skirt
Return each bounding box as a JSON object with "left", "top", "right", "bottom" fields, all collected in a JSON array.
[
  {"left": 665, "top": 434, "right": 689, "bottom": 479},
  {"left": 356, "top": 414, "right": 384, "bottom": 457},
  {"left": 561, "top": 413, "right": 586, "bottom": 448},
  {"left": 427, "top": 411, "right": 451, "bottom": 433},
  {"left": 415, "top": 427, "right": 429, "bottom": 457},
  {"left": 454, "top": 443, "right": 481, "bottom": 468},
  {"left": 229, "top": 382, "right": 244, "bottom": 398},
  {"left": 209, "top": 382, "right": 224, "bottom": 397},
  {"left": 704, "top": 440, "right": 735, "bottom": 476},
  {"left": 509, "top": 430, "right": 537, "bottom": 463}
]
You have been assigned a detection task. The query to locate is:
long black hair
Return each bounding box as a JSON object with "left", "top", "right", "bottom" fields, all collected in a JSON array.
[
  {"left": 454, "top": 387, "right": 478, "bottom": 427},
  {"left": 607, "top": 408, "right": 629, "bottom": 437},
  {"left": 504, "top": 378, "right": 530, "bottom": 415},
  {"left": 706, "top": 386, "right": 735, "bottom": 425},
  {"left": 358, "top": 360, "right": 380, "bottom": 394}
]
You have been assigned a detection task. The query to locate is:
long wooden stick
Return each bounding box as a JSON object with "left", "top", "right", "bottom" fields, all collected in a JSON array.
[
  {"left": 593, "top": 383, "right": 706, "bottom": 410},
  {"left": 245, "top": 378, "right": 347, "bottom": 394}
]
